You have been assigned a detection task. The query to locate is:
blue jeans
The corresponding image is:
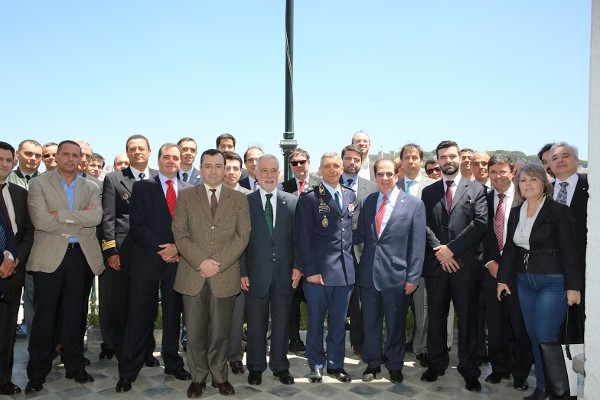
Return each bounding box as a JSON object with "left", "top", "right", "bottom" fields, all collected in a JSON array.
[{"left": 517, "top": 273, "right": 567, "bottom": 390}]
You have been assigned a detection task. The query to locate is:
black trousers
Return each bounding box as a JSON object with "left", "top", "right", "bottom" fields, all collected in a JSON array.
[{"left": 0, "top": 265, "right": 25, "bottom": 385}]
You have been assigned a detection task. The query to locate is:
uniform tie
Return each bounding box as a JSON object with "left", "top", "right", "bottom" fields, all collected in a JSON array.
[{"left": 334, "top": 192, "right": 342, "bottom": 211}]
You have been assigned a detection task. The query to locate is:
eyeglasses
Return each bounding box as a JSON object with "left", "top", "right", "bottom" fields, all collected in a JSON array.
[
  {"left": 42, "top": 153, "right": 56, "bottom": 159},
  {"left": 376, "top": 172, "right": 395, "bottom": 178},
  {"left": 426, "top": 167, "right": 441, "bottom": 174},
  {"left": 290, "top": 160, "right": 307, "bottom": 166}
]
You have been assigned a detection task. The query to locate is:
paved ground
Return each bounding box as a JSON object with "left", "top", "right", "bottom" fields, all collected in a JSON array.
[{"left": 6, "top": 331, "right": 534, "bottom": 399}]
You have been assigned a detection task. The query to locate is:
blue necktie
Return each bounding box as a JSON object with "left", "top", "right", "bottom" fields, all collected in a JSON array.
[{"left": 334, "top": 192, "right": 342, "bottom": 211}]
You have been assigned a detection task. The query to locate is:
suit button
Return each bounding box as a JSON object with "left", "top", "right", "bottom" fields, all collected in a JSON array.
[
  {"left": 210, "top": 241, "right": 214, "bottom": 245},
  {"left": 210, "top": 226, "right": 215, "bottom": 230},
  {"left": 341, "top": 228, "right": 345, "bottom": 232}
]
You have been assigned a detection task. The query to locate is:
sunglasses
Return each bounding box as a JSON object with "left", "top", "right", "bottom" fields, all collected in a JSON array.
[
  {"left": 426, "top": 167, "right": 441, "bottom": 174},
  {"left": 43, "top": 153, "right": 56, "bottom": 159},
  {"left": 290, "top": 159, "right": 307, "bottom": 166}
]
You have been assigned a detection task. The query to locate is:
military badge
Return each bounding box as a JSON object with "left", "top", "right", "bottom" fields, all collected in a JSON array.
[
  {"left": 348, "top": 203, "right": 354, "bottom": 212},
  {"left": 322, "top": 215, "right": 329, "bottom": 228}
]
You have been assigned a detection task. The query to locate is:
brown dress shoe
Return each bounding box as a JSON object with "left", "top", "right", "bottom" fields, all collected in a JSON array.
[
  {"left": 0, "top": 382, "right": 22, "bottom": 395},
  {"left": 211, "top": 381, "right": 235, "bottom": 396},
  {"left": 230, "top": 361, "right": 245, "bottom": 375},
  {"left": 186, "top": 382, "right": 206, "bottom": 398}
]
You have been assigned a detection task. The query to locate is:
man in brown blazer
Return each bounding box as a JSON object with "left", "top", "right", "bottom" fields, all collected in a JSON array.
[
  {"left": 173, "top": 149, "right": 251, "bottom": 398},
  {"left": 25, "top": 140, "right": 104, "bottom": 393}
]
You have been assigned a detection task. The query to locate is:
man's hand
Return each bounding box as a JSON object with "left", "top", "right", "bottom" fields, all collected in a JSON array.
[
  {"left": 487, "top": 261, "right": 499, "bottom": 279},
  {"left": 157, "top": 243, "right": 178, "bottom": 263},
  {"left": 199, "top": 258, "right": 220, "bottom": 278},
  {"left": 405, "top": 282, "right": 417, "bottom": 295},
  {"left": 0, "top": 253, "right": 16, "bottom": 278},
  {"left": 84, "top": 203, "right": 97, "bottom": 211},
  {"left": 107, "top": 255, "right": 121, "bottom": 271},
  {"left": 241, "top": 277, "right": 250, "bottom": 291},
  {"left": 50, "top": 211, "right": 58, "bottom": 217},
  {"left": 440, "top": 258, "right": 460, "bottom": 273},
  {"left": 433, "top": 245, "right": 454, "bottom": 263},
  {"left": 306, "top": 274, "right": 324, "bottom": 285},
  {"left": 291, "top": 269, "right": 302, "bottom": 289},
  {"left": 567, "top": 290, "right": 581, "bottom": 306}
]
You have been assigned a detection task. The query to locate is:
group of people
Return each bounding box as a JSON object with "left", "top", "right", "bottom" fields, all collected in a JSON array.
[{"left": 0, "top": 131, "right": 587, "bottom": 400}]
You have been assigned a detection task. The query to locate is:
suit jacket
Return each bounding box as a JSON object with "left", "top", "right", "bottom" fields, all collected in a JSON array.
[
  {"left": 240, "top": 190, "right": 297, "bottom": 298},
  {"left": 8, "top": 184, "right": 34, "bottom": 265},
  {"left": 27, "top": 170, "right": 104, "bottom": 275},
  {"left": 483, "top": 189, "right": 519, "bottom": 266},
  {"left": 498, "top": 199, "right": 583, "bottom": 290},
  {"left": 128, "top": 176, "right": 191, "bottom": 279},
  {"left": 397, "top": 175, "right": 436, "bottom": 199},
  {"left": 421, "top": 177, "right": 487, "bottom": 281},
  {"left": 559, "top": 174, "right": 588, "bottom": 275},
  {"left": 282, "top": 175, "right": 322, "bottom": 196},
  {"left": 178, "top": 167, "right": 203, "bottom": 186},
  {"left": 101, "top": 167, "right": 158, "bottom": 258},
  {"left": 354, "top": 188, "right": 426, "bottom": 292},
  {"left": 173, "top": 185, "right": 251, "bottom": 298},
  {"left": 239, "top": 176, "right": 253, "bottom": 191},
  {"left": 294, "top": 183, "right": 356, "bottom": 286}
]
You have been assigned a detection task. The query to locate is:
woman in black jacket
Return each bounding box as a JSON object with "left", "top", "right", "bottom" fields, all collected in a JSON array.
[{"left": 496, "top": 163, "right": 582, "bottom": 400}]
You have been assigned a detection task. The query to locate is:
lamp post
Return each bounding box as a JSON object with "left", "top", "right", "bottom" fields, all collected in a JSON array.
[{"left": 280, "top": 0, "right": 297, "bottom": 180}]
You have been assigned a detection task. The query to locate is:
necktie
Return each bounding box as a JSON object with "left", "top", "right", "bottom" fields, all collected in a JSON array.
[
  {"left": 0, "top": 184, "right": 12, "bottom": 231},
  {"left": 334, "top": 192, "right": 342, "bottom": 211},
  {"left": 0, "top": 221, "right": 5, "bottom": 253},
  {"left": 138, "top": 172, "right": 145, "bottom": 180},
  {"left": 210, "top": 189, "right": 218, "bottom": 217},
  {"left": 265, "top": 193, "right": 274, "bottom": 237},
  {"left": 166, "top": 180, "right": 176, "bottom": 218},
  {"left": 347, "top": 178, "right": 353, "bottom": 186},
  {"left": 253, "top": 180, "right": 259, "bottom": 191},
  {"left": 495, "top": 193, "right": 506, "bottom": 252},
  {"left": 25, "top": 175, "right": 31, "bottom": 182},
  {"left": 298, "top": 180, "right": 306, "bottom": 194},
  {"left": 376, "top": 194, "right": 388, "bottom": 236},
  {"left": 406, "top": 180, "right": 415, "bottom": 195},
  {"left": 182, "top": 172, "right": 188, "bottom": 182},
  {"left": 557, "top": 181, "right": 568, "bottom": 205},
  {"left": 445, "top": 180, "right": 454, "bottom": 214}
]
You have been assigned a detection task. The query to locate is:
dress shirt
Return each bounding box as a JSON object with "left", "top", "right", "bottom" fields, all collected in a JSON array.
[
  {"left": 358, "top": 158, "right": 371, "bottom": 180},
  {"left": 248, "top": 175, "right": 258, "bottom": 190},
  {"left": 130, "top": 166, "right": 151, "bottom": 181},
  {"left": 553, "top": 173, "right": 579, "bottom": 206},
  {"left": 7, "top": 168, "right": 39, "bottom": 189},
  {"left": 376, "top": 186, "right": 400, "bottom": 235},
  {"left": 203, "top": 183, "right": 223, "bottom": 202},
  {"left": 321, "top": 182, "right": 344, "bottom": 210},
  {"left": 179, "top": 168, "right": 194, "bottom": 182},
  {"left": 259, "top": 188, "right": 277, "bottom": 223},
  {"left": 403, "top": 173, "right": 424, "bottom": 196},
  {"left": 1, "top": 183, "right": 18, "bottom": 235},
  {"left": 492, "top": 183, "right": 514, "bottom": 249},
  {"left": 512, "top": 200, "right": 544, "bottom": 250},
  {"left": 341, "top": 174, "right": 358, "bottom": 191},
  {"left": 58, "top": 173, "right": 80, "bottom": 243},
  {"left": 442, "top": 172, "right": 463, "bottom": 202},
  {"left": 159, "top": 174, "right": 179, "bottom": 197}
]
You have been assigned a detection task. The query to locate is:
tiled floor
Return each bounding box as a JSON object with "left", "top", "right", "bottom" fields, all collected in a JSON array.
[{"left": 7, "top": 331, "right": 534, "bottom": 399}]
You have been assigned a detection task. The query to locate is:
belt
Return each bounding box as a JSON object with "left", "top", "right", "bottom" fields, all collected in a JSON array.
[{"left": 67, "top": 242, "right": 81, "bottom": 249}]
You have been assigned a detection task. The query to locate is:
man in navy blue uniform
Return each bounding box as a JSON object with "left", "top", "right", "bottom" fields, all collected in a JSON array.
[{"left": 294, "top": 152, "right": 356, "bottom": 383}]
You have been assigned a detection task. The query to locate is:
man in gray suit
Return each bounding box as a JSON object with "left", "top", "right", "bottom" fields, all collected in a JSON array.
[
  {"left": 397, "top": 144, "right": 436, "bottom": 367},
  {"left": 242, "top": 154, "right": 301, "bottom": 386},
  {"left": 177, "top": 137, "right": 203, "bottom": 186},
  {"left": 340, "top": 144, "right": 377, "bottom": 355}
]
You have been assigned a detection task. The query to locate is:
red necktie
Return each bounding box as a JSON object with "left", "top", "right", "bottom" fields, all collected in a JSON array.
[
  {"left": 495, "top": 193, "right": 506, "bottom": 252},
  {"left": 375, "top": 194, "right": 388, "bottom": 236},
  {"left": 298, "top": 180, "right": 306, "bottom": 194},
  {"left": 445, "top": 180, "right": 454, "bottom": 214},
  {"left": 166, "top": 180, "right": 176, "bottom": 218}
]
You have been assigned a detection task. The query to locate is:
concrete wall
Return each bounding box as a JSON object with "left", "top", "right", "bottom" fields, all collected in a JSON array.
[{"left": 585, "top": 1, "right": 599, "bottom": 398}]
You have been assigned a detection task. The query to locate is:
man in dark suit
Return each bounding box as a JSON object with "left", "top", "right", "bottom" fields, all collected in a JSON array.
[
  {"left": 420, "top": 140, "right": 487, "bottom": 392},
  {"left": 115, "top": 144, "right": 192, "bottom": 392},
  {"left": 353, "top": 159, "right": 426, "bottom": 384},
  {"left": 281, "top": 148, "right": 321, "bottom": 355},
  {"left": 339, "top": 144, "right": 377, "bottom": 355},
  {"left": 239, "top": 146, "right": 264, "bottom": 191},
  {"left": 177, "top": 137, "right": 203, "bottom": 186},
  {"left": 295, "top": 152, "right": 356, "bottom": 383},
  {"left": 100, "top": 135, "right": 159, "bottom": 363},
  {"left": 481, "top": 154, "right": 531, "bottom": 391},
  {"left": 241, "top": 154, "right": 300, "bottom": 386},
  {"left": 0, "top": 141, "right": 33, "bottom": 395},
  {"left": 397, "top": 144, "right": 436, "bottom": 367}
]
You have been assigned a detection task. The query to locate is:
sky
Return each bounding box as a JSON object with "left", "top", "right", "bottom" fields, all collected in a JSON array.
[{"left": 0, "top": 1, "right": 592, "bottom": 171}]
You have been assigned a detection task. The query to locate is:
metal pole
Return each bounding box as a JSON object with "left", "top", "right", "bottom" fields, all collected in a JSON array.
[{"left": 280, "top": 0, "right": 297, "bottom": 180}]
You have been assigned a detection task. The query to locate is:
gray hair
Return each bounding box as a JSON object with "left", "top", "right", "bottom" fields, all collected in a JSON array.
[
  {"left": 549, "top": 142, "right": 579, "bottom": 161},
  {"left": 257, "top": 154, "right": 279, "bottom": 169},
  {"left": 320, "top": 152, "right": 341, "bottom": 167}
]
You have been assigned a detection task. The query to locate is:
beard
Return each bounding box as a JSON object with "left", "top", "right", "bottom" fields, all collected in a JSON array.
[{"left": 441, "top": 162, "right": 459, "bottom": 176}]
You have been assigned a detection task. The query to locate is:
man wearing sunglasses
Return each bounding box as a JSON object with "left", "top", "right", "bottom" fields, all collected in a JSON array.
[
  {"left": 8, "top": 139, "right": 43, "bottom": 189},
  {"left": 42, "top": 142, "right": 58, "bottom": 173},
  {"left": 424, "top": 158, "right": 442, "bottom": 181}
]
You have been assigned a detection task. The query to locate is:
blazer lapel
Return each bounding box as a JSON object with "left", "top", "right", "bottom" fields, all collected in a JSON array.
[
  {"left": 381, "top": 192, "right": 406, "bottom": 237},
  {"left": 272, "top": 192, "right": 288, "bottom": 237},
  {"left": 49, "top": 171, "right": 70, "bottom": 209},
  {"left": 249, "top": 192, "right": 270, "bottom": 237},
  {"left": 530, "top": 199, "right": 552, "bottom": 232},
  {"left": 449, "top": 179, "right": 469, "bottom": 213},
  {"left": 213, "top": 186, "right": 232, "bottom": 223}
]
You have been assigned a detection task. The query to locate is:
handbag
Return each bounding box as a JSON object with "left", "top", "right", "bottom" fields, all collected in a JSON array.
[{"left": 539, "top": 304, "right": 584, "bottom": 398}]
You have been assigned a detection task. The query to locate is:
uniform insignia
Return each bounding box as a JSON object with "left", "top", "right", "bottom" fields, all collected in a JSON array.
[
  {"left": 122, "top": 193, "right": 130, "bottom": 201},
  {"left": 102, "top": 239, "right": 117, "bottom": 251},
  {"left": 348, "top": 203, "right": 354, "bottom": 212},
  {"left": 322, "top": 215, "right": 329, "bottom": 228},
  {"left": 319, "top": 184, "right": 325, "bottom": 195}
]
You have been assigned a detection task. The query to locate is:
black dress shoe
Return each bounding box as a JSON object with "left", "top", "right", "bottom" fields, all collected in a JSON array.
[
  {"left": 389, "top": 370, "right": 403, "bottom": 384},
  {"left": 308, "top": 368, "right": 323, "bottom": 383},
  {"left": 115, "top": 378, "right": 133, "bottom": 392},
  {"left": 0, "top": 382, "right": 21, "bottom": 395},
  {"left": 66, "top": 369, "right": 94, "bottom": 383},
  {"left": 327, "top": 368, "right": 351, "bottom": 383},
  {"left": 416, "top": 353, "right": 428, "bottom": 367},
  {"left": 187, "top": 382, "right": 205, "bottom": 398},
  {"left": 513, "top": 377, "right": 529, "bottom": 391},
  {"left": 524, "top": 387, "right": 547, "bottom": 400},
  {"left": 211, "top": 381, "right": 235, "bottom": 396},
  {"left": 485, "top": 371, "right": 510, "bottom": 384},
  {"left": 230, "top": 360, "right": 245, "bottom": 374},
  {"left": 288, "top": 339, "right": 306, "bottom": 355},
  {"left": 421, "top": 368, "right": 444, "bottom": 382},
  {"left": 248, "top": 371, "right": 262, "bottom": 385},
  {"left": 465, "top": 376, "right": 481, "bottom": 391},
  {"left": 353, "top": 346, "right": 364, "bottom": 357},
  {"left": 362, "top": 366, "right": 381, "bottom": 382},
  {"left": 84, "top": 356, "right": 91, "bottom": 366},
  {"left": 165, "top": 367, "right": 192, "bottom": 380},
  {"left": 99, "top": 349, "right": 114, "bottom": 360},
  {"left": 145, "top": 354, "right": 160, "bottom": 367},
  {"left": 273, "top": 369, "right": 294, "bottom": 385},
  {"left": 25, "top": 381, "right": 43, "bottom": 394}
]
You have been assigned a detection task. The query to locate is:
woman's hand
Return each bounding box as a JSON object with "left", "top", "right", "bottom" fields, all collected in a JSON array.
[
  {"left": 496, "top": 283, "right": 511, "bottom": 301},
  {"left": 567, "top": 290, "right": 581, "bottom": 306}
]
